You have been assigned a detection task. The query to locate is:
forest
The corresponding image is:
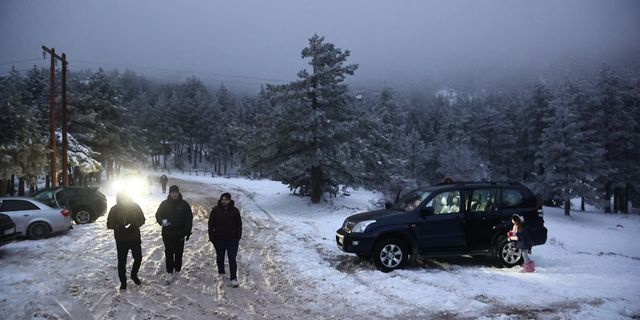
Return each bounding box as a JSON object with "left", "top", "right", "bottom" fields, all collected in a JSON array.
[{"left": 1, "top": 36, "right": 639, "bottom": 213}]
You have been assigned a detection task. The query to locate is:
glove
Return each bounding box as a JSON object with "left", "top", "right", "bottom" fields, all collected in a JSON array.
[{"left": 507, "top": 231, "right": 514, "bottom": 237}]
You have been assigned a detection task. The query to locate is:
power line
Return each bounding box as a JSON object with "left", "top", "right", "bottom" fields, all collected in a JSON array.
[
  {"left": 72, "top": 59, "right": 293, "bottom": 84},
  {"left": 0, "top": 57, "right": 44, "bottom": 67}
]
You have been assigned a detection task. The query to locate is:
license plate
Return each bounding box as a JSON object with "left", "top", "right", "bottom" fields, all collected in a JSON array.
[{"left": 4, "top": 227, "right": 15, "bottom": 235}]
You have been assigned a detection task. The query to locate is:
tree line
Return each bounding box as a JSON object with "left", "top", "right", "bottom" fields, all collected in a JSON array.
[{"left": 1, "top": 35, "right": 639, "bottom": 214}]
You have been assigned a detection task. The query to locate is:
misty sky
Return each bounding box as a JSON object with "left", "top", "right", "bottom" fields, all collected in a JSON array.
[{"left": 1, "top": 0, "right": 639, "bottom": 91}]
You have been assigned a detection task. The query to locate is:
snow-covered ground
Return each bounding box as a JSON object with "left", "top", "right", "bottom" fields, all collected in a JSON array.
[{"left": 1, "top": 173, "right": 639, "bottom": 319}]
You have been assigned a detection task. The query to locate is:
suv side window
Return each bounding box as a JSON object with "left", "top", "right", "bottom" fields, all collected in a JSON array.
[
  {"left": 501, "top": 188, "right": 523, "bottom": 208},
  {"left": 426, "top": 190, "right": 461, "bottom": 214},
  {"left": 467, "top": 188, "right": 499, "bottom": 213},
  {"left": 0, "top": 200, "right": 40, "bottom": 212}
]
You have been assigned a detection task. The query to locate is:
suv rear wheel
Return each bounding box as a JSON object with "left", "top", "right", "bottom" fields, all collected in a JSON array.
[
  {"left": 494, "top": 236, "right": 522, "bottom": 267},
  {"left": 372, "top": 238, "right": 408, "bottom": 272},
  {"left": 73, "top": 207, "right": 93, "bottom": 224}
]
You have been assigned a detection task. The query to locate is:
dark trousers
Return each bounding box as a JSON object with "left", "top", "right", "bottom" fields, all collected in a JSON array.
[
  {"left": 116, "top": 240, "right": 142, "bottom": 285},
  {"left": 161, "top": 183, "right": 167, "bottom": 193},
  {"left": 213, "top": 239, "right": 239, "bottom": 280},
  {"left": 162, "top": 233, "right": 185, "bottom": 274}
]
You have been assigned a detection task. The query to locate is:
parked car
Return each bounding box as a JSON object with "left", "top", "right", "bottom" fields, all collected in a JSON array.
[
  {"left": 0, "top": 197, "right": 72, "bottom": 240},
  {"left": 0, "top": 213, "right": 17, "bottom": 246},
  {"left": 33, "top": 187, "right": 107, "bottom": 224},
  {"left": 336, "top": 182, "right": 548, "bottom": 272}
]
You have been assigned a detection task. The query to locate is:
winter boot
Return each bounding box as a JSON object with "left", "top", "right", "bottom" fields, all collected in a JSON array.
[
  {"left": 119, "top": 282, "right": 127, "bottom": 290},
  {"left": 132, "top": 275, "right": 142, "bottom": 285}
]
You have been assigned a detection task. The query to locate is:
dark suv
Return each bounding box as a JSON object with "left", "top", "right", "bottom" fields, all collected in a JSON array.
[
  {"left": 336, "top": 182, "right": 547, "bottom": 272},
  {"left": 33, "top": 187, "right": 107, "bottom": 224}
]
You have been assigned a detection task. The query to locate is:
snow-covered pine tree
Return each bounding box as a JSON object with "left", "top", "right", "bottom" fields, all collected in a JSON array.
[
  {"left": 76, "top": 68, "right": 130, "bottom": 179},
  {"left": 595, "top": 65, "right": 640, "bottom": 213},
  {"left": 246, "top": 34, "right": 359, "bottom": 203},
  {"left": 536, "top": 79, "right": 605, "bottom": 215},
  {"left": 524, "top": 81, "right": 553, "bottom": 182}
]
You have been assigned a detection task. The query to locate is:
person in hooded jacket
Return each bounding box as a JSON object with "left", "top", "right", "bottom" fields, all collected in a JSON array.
[
  {"left": 208, "top": 192, "right": 242, "bottom": 287},
  {"left": 508, "top": 214, "right": 535, "bottom": 272},
  {"left": 107, "top": 192, "right": 146, "bottom": 290},
  {"left": 155, "top": 185, "right": 193, "bottom": 283}
]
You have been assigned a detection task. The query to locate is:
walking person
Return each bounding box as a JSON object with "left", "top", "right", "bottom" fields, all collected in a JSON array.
[
  {"left": 508, "top": 214, "right": 535, "bottom": 272},
  {"left": 159, "top": 174, "right": 168, "bottom": 193},
  {"left": 208, "top": 192, "right": 242, "bottom": 287},
  {"left": 155, "top": 185, "right": 193, "bottom": 283},
  {"left": 106, "top": 192, "right": 146, "bottom": 290}
]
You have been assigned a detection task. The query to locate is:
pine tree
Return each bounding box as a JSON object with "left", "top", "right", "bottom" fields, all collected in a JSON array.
[
  {"left": 245, "top": 34, "right": 359, "bottom": 203},
  {"left": 536, "top": 80, "right": 606, "bottom": 215},
  {"left": 595, "top": 65, "right": 640, "bottom": 213},
  {"left": 525, "top": 82, "right": 553, "bottom": 182}
]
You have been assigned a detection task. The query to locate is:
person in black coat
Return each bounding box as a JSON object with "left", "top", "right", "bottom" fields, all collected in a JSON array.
[
  {"left": 155, "top": 185, "right": 193, "bottom": 282},
  {"left": 107, "top": 192, "right": 146, "bottom": 290},
  {"left": 208, "top": 192, "right": 242, "bottom": 287}
]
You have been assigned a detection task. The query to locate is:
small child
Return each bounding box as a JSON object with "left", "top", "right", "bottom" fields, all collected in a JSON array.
[{"left": 508, "top": 214, "right": 535, "bottom": 272}]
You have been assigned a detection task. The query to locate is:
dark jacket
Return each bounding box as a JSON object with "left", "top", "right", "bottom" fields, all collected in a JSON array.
[
  {"left": 106, "top": 194, "right": 145, "bottom": 242},
  {"left": 516, "top": 226, "right": 533, "bottom": 250},
  {"left": 155, "top": 192, "right": 193, "bottom": 237},
  {"left": 208, "top": 199, "right": 242, "bottom": 242}
]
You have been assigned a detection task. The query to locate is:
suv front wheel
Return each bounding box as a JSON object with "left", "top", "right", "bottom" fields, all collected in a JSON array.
[
  {"left": 372, "top": 238, "right": 408, "bottom": 272},
  {"left": 494, "top": 236, "right": 523, "bottom": 267}
]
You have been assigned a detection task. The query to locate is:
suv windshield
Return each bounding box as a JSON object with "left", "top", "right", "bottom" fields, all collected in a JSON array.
[{"left": 392, "top": 190, "right": 431, "bottom": 211}]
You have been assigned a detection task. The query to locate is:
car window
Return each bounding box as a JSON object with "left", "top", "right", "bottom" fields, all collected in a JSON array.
[
  {"left": 425, "top": 190, "right": 461, "bottom": 215},
  {"left": 0, "top": 200, "right": 40, "bottom": 212},
  {"left": 467, "top": 189, "right": 499, "bottom": 213},
  {"left": 33, "top": 191, "right": 54, "bottom": 201},
  {"left": 501, "top": 189, "right": 523, "bottom": 208},
  {"left": 392, "top": 190, "right": 431, "bottom": 211}
]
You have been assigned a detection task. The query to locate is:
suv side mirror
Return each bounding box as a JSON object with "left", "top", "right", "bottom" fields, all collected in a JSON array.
[
  {"left": 420, "top": 207, "right": 434, "bottom": 216},
  {"left": 384, "top": 202, "right": 393, "bottom": 209}
]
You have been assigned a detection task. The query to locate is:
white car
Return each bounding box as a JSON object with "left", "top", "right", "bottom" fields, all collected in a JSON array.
[{"left": 0, "top": 197, "right": 72, "bottom": 240}]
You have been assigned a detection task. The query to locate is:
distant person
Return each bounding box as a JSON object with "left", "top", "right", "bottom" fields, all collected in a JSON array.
[
  {"left": 508, "top": 214, "right": 535, "bottom": 272},
  {"left": 208, "top": 192, "right": 242, "bottom": 288},
  {"left": 155, "top": 185, "right": 193, "bottom": 284},
  {"left": 159, "top": 175, "right": 168, "bottom": 193},
  {"left": 106, "top": 192, "right": 146, "bottom": 290}
]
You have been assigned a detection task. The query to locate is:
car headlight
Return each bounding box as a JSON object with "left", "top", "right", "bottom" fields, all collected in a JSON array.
[{"left": 351, "top": 220, "right": 376, "bottom": 233}]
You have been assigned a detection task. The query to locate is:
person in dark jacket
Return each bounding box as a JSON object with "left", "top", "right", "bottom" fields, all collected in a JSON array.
[
  {"left": 159, "top": 175, "right": 168, "bottom": 193},
  {"left": 508, "top": 214, "right": 535, "bottom": 272},
  {"left": 106, "top": 192, "right": 146, "bottom": 290},
  {"left": 208, "top": 192, "right": 242, "bottom": 287},
  {"left": 155, "top": 185, "right": 193, "bottom": 283}
]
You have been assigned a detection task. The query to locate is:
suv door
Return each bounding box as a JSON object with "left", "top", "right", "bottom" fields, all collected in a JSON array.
[
  {"left": 464, "top": 188, "right": 500, "bottom": 249},
  {"left": 414, "top": 190, "right": 466, "bottom": 250}
]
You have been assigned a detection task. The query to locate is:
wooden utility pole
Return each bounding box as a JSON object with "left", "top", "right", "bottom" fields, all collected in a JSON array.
[
  {"left": 61, "top": 53, "right": 69, "bottom": 186},
  {"left": 44, "top": 46, "right": 57, "bottom": 187},
  {"left": 42, "top": 46, "right": 70, "bottom": 186}
]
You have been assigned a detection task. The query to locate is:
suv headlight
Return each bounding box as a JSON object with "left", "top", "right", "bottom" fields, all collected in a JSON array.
[{"left": 351, "top": 220, "right": 376, "bottom": 233}]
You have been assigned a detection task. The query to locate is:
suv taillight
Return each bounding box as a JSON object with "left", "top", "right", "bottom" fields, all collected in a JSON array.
[{"left": 61, "top": 208, "right": 70, "bottom": 217}]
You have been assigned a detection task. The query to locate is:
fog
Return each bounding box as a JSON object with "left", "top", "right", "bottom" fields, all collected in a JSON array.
[{"left": 1, "top": 0, "right": 639, "bottom": 92}]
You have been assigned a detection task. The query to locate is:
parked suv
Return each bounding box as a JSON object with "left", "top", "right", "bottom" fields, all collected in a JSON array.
[
  {"left": 336, "top": 182, "right": 548, "bottom": 272},
  {"left": 0, "top": 213, "right": 17, "bottom": 246},
  {"left": 33, "top": 187, "right": 107, "bottom": 224}
]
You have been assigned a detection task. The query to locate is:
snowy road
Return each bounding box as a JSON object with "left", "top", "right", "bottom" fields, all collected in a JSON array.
[
  {"left": 0, "top": 179, "right": 328, "bottom": 320},
  {"left": 2, "top": 176, "right": 640, "bottom": 319}
]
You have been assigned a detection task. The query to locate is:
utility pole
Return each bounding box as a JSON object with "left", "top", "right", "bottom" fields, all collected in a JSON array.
[
  {"left": 42, "top": 46, "right": 69, "bottom": 187},
  {"left": 61, "top": 53, "right": 69, "bottom": 186}
]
